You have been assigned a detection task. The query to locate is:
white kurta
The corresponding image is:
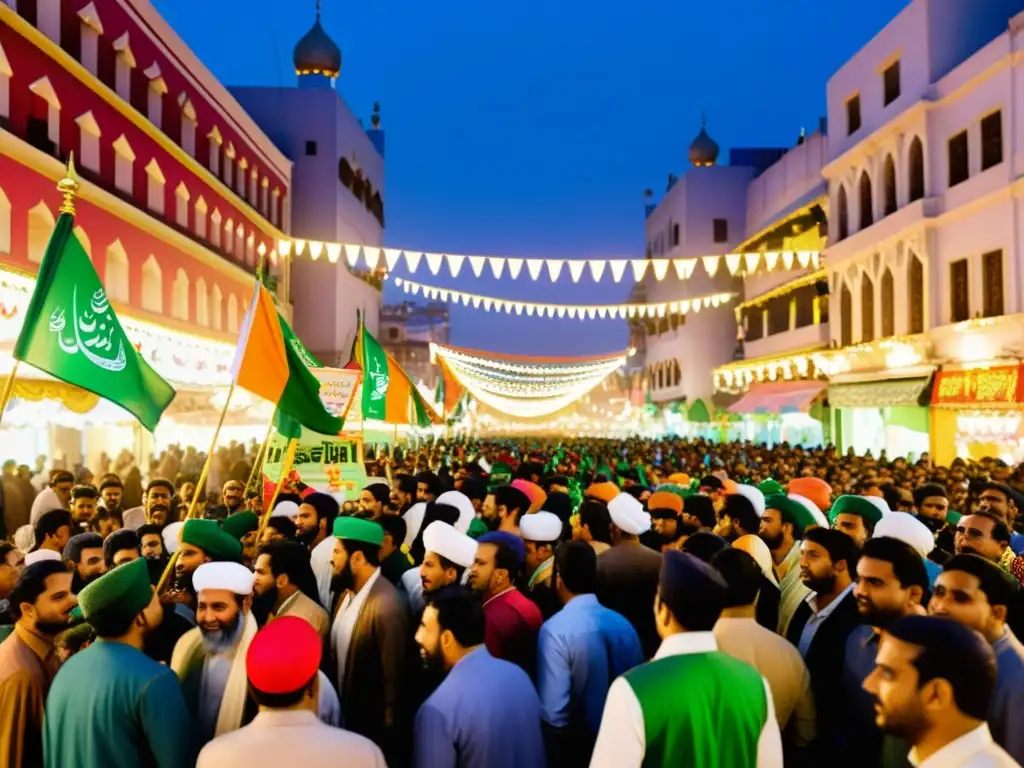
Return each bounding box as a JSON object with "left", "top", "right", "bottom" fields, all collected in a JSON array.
[
  {"left": 310, "top": 536, "right": 336, "bottom": 610},
  {"left": 910, "top": 724, "right": 1019, "bottom": 767},
  {"left": 330, "top": 568, "right": 381, "bottom": 684}
]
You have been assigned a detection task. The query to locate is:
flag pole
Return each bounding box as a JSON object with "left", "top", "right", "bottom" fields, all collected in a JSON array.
[
  {"left": 255, "top": 436, "right": 298, "bottom": 539},
  {"left": 0, "top": 361, "right": 21, "bottom": 431},
  {"left": 245, "top": 418, "right": 275, "bottom": 491}
]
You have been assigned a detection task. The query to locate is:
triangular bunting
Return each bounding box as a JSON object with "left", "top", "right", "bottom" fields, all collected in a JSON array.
[
  {"left": 405, "top": 251, "right": 423, "bottom": 272},
  {"left": 526, "top": 259, "right": 544, "bottom": 280},
  {"left": 482, "top": 298, "right": 493, "bottom": 311},
  {"left": 363, "top": 247, "right": 381, "bottom": 271},
  {"left": 630, "top": 260, "right": 649, "bottom": 282},
  {"left": 291, "top": 239, "right": 307, "bottom": 256},
  {"left": 725, "top": 254, "right": 742, "bottom": 275},
  {"left": 586, "top": 308, "right": 597, "bottom": 320},
  {"left": 488, "top": 257, "right": 505, "bottom": 279},
  {"left": 763, "top": 252, "right": 779, "bottom": 271},
  {"left": 702, "top": 255, "right": 720, "bottom": 277},
  {"left": 797, "top": 251, "right": 812, "bottom": 268},
  {"left": 468, "top": 255, "right": 486, "bottom": 277},
  {"left": 471, "top": 296, "right": 481, "bottom": 308},
  {"left": 702, "top": 295, "right": 712, "bottom": 308},
  {"left": 513, "top": 303, "right": 523, "bottom": 315},
  {"left": 546, "top": 259, "right": 565, "bottom": 282},
  {"left": 447, "top": 254, "right": 464, "bottom": 278},
  {"left": 627, "top": 306, "right": 637, "bottom": 318},
  {"left": 424, "top": 252, "right": 444, "bottom": 275},
  {"left": 308, "top": 242, "right": 324, "bottom": 261},
  {"left": 341, "top": 244, "right": 358, "bottom": 267},
  {"left": 656, "top": 304, "right": 667, "bottom": 318},
  {"left": 609, "top": 261, "right": 628, "bottom": 283},
  {"left": 568, "top": 261, "right": 586, "bottom": 283},
  {"left": 507, "top": 258, "right": 524, "bottom": 279},
  {"left": 526, "top": 305, "right": 535, "bottom": 317},
  {"left": 672, "top": 258, "right": 696, "bottom": 280},
  {"left": 744, "top": 253, "right": 760, "bottom": 273},
  {"left": 383, "top": 248, "right": 402, "bottom": 271},
  {"left": 556, "top": 307, "right": 566, "bottom": 318},
  {"left": 567, "top": 307, "right": 577, "bottom": 319},
  {"left": 781, "top": 251, "right": 795, "bottom": 270},
  {"left": 680, "top": 300, "right": 690, "bottom": 314},
  {"left": 811, "top": 251, "right": 820, "bottom": 268},
  {"left": 588, "top": 260, "right": 607, "bottom": 282},
  {"left": 597, "top": 306, "right": 607, "bottom": 319},
  {"left": 651, "top": 260, "right": 670, "bottom": 281}
]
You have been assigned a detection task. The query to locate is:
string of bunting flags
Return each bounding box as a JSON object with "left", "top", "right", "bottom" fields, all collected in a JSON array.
[
  {"left": 394, "top": 277, "right": 735, "bottom": 320},
  {"left": 276, "top": 239, "right": 822, "bottom": 283}
]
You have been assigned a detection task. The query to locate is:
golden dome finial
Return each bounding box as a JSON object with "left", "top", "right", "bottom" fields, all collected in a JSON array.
[{"left": 57, "top": 153, "right": 81, "bottom": 216}]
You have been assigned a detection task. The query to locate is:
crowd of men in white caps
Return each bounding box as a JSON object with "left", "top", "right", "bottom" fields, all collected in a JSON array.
[{"left": 0, "top": 446, "right": 1023, "bottom": 768}]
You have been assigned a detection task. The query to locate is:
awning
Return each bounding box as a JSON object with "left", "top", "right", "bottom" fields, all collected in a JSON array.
[
  {"left": 729, "top": 380, "right": 826, "bottom": 415},
  {"left": 829, "top": 377, "right": 931, "bottom": 409},
  {"left": 712, "top": 391, "right": 743, "bottom": 412},
  {"left": 687, "top": 398, "right": 712, "bottom": 423}
]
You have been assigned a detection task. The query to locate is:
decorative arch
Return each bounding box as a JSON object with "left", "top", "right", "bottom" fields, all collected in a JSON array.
[
  {"left": 861, "top": 272, "right": 875, "bottom": 342},
  {"left": 171, "top": 268, "right": 189, "bottom": 321},
  {"left": 881, "top": 268, "right": 894, "bottom": 338},
  {"left": 27, "top": 202, "right": 55, "bottom": 263},
  {"left": 908, "top": 252, "right": 924, "bottom": 334},
  {"left": 883, "top": 154, "right": 897, "bottom": 216},
  {"left": 908, "top": 137, "right": 925, "bottom": 203},
  {"left": 859, "top": 170, "right": 873, "bottom": 229},
  {"left": 837, "top": 185, "right": 849, "bottom": 240},
  {"left": 105, "top": 240, "right": 129, "bottom": 302},
  {"left": 840, "top": 279, "right": 853, "bottom": 347},
  {"left": 227, "top": 293, "right": 239, "bottom": 334},
  {"left": 195, "top": 278, "right": 209, "bottom": 326},
  {"left": 141, "top": 255, "right": 163, "bottom": 313},
  {"left": 211, "top": 284, "right": 223, "bottom": 331}
]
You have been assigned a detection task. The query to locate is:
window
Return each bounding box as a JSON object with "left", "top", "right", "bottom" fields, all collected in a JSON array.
[
  {"left": 981, "top": 111, "right": 1003, "bottom": 171},
  {"left": 908, "top": 253, "right": 924, "bottom": 334},
  {"left": 174, "top": 183, "right": 189, "bottom": 228},
  {"left": 883, "top": 155, "right": 897, "bottom": 216},
  {"left": 27, "top": 202, "right": 55, "bottom": 263},
  {"left": 113, "top": 36, "right": 135, "bottom": 102},
  {"left": 388, "top": 327, "right": 399, "bottom": 341},
  {"left": 881, "top": 268, "right": 894, "bottom": 337},
  {"left": 672, "top": 223, "right": 680, "bottom": 247},
  {"left": 948, "top": 131, "right": 969, "bottom": 187},
  {"left": 712, "top": 218, "right": 728, "bottom": 243},
  {"left": 0, "top": 188, "right": 9, "bottom": 255},
  {"left": 859, "top": 171, "right": 873, "bottom": 229},
  {"left": 171, "top": 269, "right": 189, "bottom": 321},
  {"left": 105, "top": 240, "right": 129, "bottom": 302},
  {"left": 224, "top": 143, "right": 235, "bottom": 188},
  {"left": 236, "top": 159, "right": 248, "bottom": 197},
  {"left": 260, "top": 179, "right": 269, "bottom": 216},
  {"left": 883, "top": 60, "right": 901, "bottom": 106},
  {"left": 211, "top": 284, "right": 223, "bottom": 331},
  {"left": 861, "top": 275, "right": 875, "bottom": 342},
  {"left": 908, "top": 137, "right": 925, "bottom": 202},
  {"left": 846, "top": 94, "right": 861, "bottom": 135},
  {"left": 245, "top": 233, "right": 255, "bottom": 264},
  {"left": 180, "top": 96, "right": 196, "bottom": 157},
  {"left": 271, "top": 189, "right": 280, "bottom": 226},
  {"left": 249, "top": 170, "right": 258, "bottom": 204},
  {"left": 235, "top": 224, "right": 244, "bottom": 261},
  {"left": 141, "top": 256, "right": 163, "bottom": 314},
  {"left": 75, "top": 111, "right": 101, "bottom": 174},
  {"left": 227, "top": 294, "right": 239, "bottom": 334},
  {"left": 145, "top": 160, "right": 165, "bottom": 216},
  {"left": 950, "top": 258, "right": 969, "bottom": 322},
  {"left": 37, "top": 0, "right": 60, "bottom": 43},
  {"left": 224, "top": 218, "right": 234, "bottom": 253},
  {"left": 195, "top": 278, "right": 209, "bottom": 327},
  {"left": 210, "top": 209, "right": 222, "bottom": 247},
  {"left": 207, "top": 127, "right": 222, "bottom": 176},
  {"left": 77, "top": 4, "right": 102, "bottom": 75},
  {"left": 840, "top": 283, "right": 853, "bottom": 347},
  {"left": 0, "top": 41, "right": 9, "bottom": 119},
  {"left": 112, "top": 135, "right": 134, "bottom": 194},
  {"left": 27, "top": 77, "right": 61, "bottom": 156},
  {"left": 837, "top": 185, "right": 849, "bottom": 240},
  {"left": 147, "top": 80, "right": 165, "bottom": 131},
  {"left": 305, "top": 140, "right": 317, "bottom": 156},
  {"left": 189, "top": 198, "right": 205, "bottom": 240},
  {"left": 982, "top": 250, "right": 1004, "bottom": 318}
]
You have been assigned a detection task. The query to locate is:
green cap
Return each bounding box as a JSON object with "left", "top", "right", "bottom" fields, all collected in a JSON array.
[
  {"left": 757, "top": 479, "right": 786, "bottom": 497},
  {"left": 655, "top": 483, "right": 693, "bottom": 500},
  {"left": 221, "top": 511, "right": 260, "bottom": 541},
  {"left": 79, "top": 559, "right": 153, "bottom": 630},
  {"left": 333, "top": 517, "right": 384, "bottom": 546},
  {"left": 467, "top": 517, "right": 489, "bottom": 539},
  {"left": 181, "top": 519, "right": 243, "bottom": 562},
  {"left": 765, "top": 494, "right": 816, "bottom": 535},
  {"left": 830, "top": 495, "right": 886, "bottom": 527},
  {"left": 946, "top": 509, "right": 962, "bottom": 525}
]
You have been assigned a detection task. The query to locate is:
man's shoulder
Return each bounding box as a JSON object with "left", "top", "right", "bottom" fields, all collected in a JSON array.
[{"left": 200, "top": 719, "right": 383, "bottom": 762}]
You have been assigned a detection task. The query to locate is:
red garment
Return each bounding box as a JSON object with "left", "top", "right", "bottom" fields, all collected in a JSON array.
[{"left": 482, "top": 588, "right": 542, "bottom": 676}]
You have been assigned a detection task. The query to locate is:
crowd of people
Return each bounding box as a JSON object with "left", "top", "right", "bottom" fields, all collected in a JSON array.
[{"left": 0, "top": 436, "right": 1022, "bottom": 767}]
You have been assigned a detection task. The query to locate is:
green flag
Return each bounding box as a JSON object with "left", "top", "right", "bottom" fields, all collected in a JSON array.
[
  {"left": 13, "top": 211, "right": 175, "bottom": 430},
  {"left": 275, "top": 313, "right": 343, "bottom": 435},
  {"left": 434, "top": 377, "right": 444, "bottom": 406},
  {"left": 272, "top": 407, "right": 303, "bottom": 440},
  {"left": 358, "top": 322, "right": 389, "bottom": 421}
]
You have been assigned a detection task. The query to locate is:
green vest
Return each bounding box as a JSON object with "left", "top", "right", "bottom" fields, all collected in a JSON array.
[{"left": 625, "top": 650, "right": 768, "bottom": 767}]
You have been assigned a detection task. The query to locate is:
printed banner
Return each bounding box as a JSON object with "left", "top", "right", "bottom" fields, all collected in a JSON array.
[
  {"left": 263, "top": 425, "right": 367, "bottom": 500},
  {"left": 313, "top": 368, "right": 361, "bottom": 419},
  {"left": 932, "top": 365, "right": 1024, "bottom": 406}
]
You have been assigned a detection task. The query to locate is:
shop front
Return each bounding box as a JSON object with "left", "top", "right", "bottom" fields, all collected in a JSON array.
[
  {"left": 727, "top": 380, "right": 828, "bottom": 448},
  {"left": 828, "top": 373, "right": 932, "bottom": 461},
  {"left": 930, "top": 365, "right": 1024, "bottom": 465}
]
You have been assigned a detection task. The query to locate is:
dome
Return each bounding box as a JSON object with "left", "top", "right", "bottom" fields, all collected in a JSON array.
[
  {"left": 293, "top": 16, "right": 341, "bottom": 77},
  {"left": 688, "top": 120, "right": 719, "bottom": 167}
]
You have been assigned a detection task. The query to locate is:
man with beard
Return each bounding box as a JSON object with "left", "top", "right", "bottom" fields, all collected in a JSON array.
[
  {"left": 222, "top": 511, "right": 260, "bottom": 568},
  {"left": 70, "top": 485, "right": 99, "bottom": 531},
  {"left": 862, "top": 616, "right": 1013, "bottom": 767},
  {"left": 537, "top": 543, "right": 643, "bottom": 767},
  {"left": 831, "top": 494, "right": 885, "bottom": 548},
  {"left": 403, "top": 520, "right": 478, "bottom": 613},
  {"left": 0, "top": 560, "right": 76, "bottom": 766},
  {"left": 913, "top": 482, "right": 952, "bottom": 535},
  {"left": 786, "top": 527, "right": 862, "bottom": 762},
  {"left": 138, "top": 523, "right": 167, "bottom": 561},
  {"left": 953, "top": 511, "right": 1024, "bottom": 584},
  {"left": 174, "top": 519, "right": 244, "bottom": 605},
  {"left": 648, "top": 490, "right": 683, "bottom": 550},
  {"left": 29, "top": 470, "right": 73, "bottom": 524},
  {"left": 391, "top": 474, "right": 417, "bottom": 515},
  {"left": 358, "top": 483, "right": 390, "bottom": 520},
  {"left": 717, "top": 486, "right": 764, "bottom": 542},
  {"left": 842, "top": 536, "right": 929, "bottom": 765},
  {"left": 104, "top": 528, "right": 141, "bottom": 569},
  {"left": 171, "top": 561, "right": 260, "bottom": 747},
  {"left": 295, "top": 492, "right": 340, "bottom": 608},
  {"left": 63, "top": 532, "right": 107, "bottom": 593},
  {"left": 521, "top": 511, "right": 563, "bottom": 620},
  {"left": 253, "top": 540, "right": 327, "bottom": 638},
  {"left": 572, "top": 500, "right": 613, "bottom": 556},
  {"left": 98, "top": 475, "right": 124, "bottom": 523},
  {"left": 206, "top": 480, "right": 245, "bottom": 522},
  {"left": 414, "top": 587, "right": 545, "bottom": 768},
  {"left": 929, "top": 554, "right": 1024, "bottom": 763},
  {"left": 124, "top": 479, "right": 175, "bottom": 530},
  {"left": 330, "top": 517, "right": 411, "bottom": 765},
  {"left": 416, "top": 471, "right": 440, "bottom": 503},
  {"left": 761, "top": 494, "right": 820, "bottom": 635},
  {"left": 44, "top": 559, "right": 192, "bottom": 768},
  {"left": 481, "top": 485, "right": 531, "bottom": 535}
]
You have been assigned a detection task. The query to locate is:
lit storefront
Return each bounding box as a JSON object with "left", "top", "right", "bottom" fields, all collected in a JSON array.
[
  {"left": 931, "top": 365, "right": 1024, "bottom": 465},
  {"left": 726, "top": 380, "right": 828, "bottom": 448},
  {"left": 828, "top": 373, "right": 932, "bottom": 461}
]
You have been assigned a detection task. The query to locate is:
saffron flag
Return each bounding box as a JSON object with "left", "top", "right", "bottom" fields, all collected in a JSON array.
[
  {"left": 231, "top": 282, "right": 342, "bottom": 435},
  {"left": 13, "top": 210, "right": 175, "bottom": 430}
]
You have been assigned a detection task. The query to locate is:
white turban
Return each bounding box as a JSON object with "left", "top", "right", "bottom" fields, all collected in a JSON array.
[
  {"left": 422, "top": 521, "right": 478, "bottom": 568},
  {"left": 436, "top": 491, "right": 476, "bottom": 534},
  {"left": 192, "top": 561, "right": 254, "bottom": 596},
  {"left": 271, "top": 500, "right": 299, "bottom": 520},
  {"left": 732, "top": 484, "right": 766, "bottom": 517},
  {"left": 608, "top": 494, "right": 651, "bottom": 535},
  {"left": 403, "top": 503, "right": 428, "bottom": 548},
  {"left": 873, "top": 512, "right": 935, "bottom": 559},
  {"left": 25, "top": 549, "right": 62, "bottom": 566},
  {"left": 162, "top": 521, "right": 184, "bottom": 555},
  {"left": 520, "top": 511, "right": 563, "bottom": 543}
]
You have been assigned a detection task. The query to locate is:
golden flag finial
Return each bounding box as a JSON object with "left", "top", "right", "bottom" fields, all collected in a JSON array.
[{"left": 57, "top": 153, "right": 80, "bottom": 216}]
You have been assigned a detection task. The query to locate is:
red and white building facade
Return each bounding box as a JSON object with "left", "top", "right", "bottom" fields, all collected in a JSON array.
[{"left": 0, "top": 0, "right": 292, "bottom": 466}]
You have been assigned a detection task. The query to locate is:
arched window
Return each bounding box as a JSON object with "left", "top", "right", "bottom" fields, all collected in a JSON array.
[
  {"left": 141, "top": 255, "right": 163, "bottom": 313},
  {"left": 105, "top": 240, "right": 129, "bottom": 303},
  {"left": 339, "top": 158, "right": 354, "bottom": 188},
  {"left": 908, "top": 137, "right": 925, "bottom": 203},
  {"left": 0, "top": 187, "right": 9, "bottom": 255},
  {"left": 840, "top": 282, "right": 853, "bottom": 347},
  {"left": 883, "top": 155, "right": 897, "bottom": 216},
  {"left": 227, "top": 294, "right": 239, "bottom": 334},
  {"left": 881, "top": 268, "right": 894, "bottom": 337},
  {"left": 908, "top": 253, "right": 924, "bottom": 334},
  {"left": 837, "top": 185, "right": 849, "bottom": 240},
  {"left": 211, "top": 284, "right": 223, "bottom": 331},
  {"left": 196, "top": 278, "right": 209, "bottom": 326},
  {"left": 72, "top": 226, "right": 92, "bottom": 262},
  {"left": 171, "top": 268, "right": 189, "bottom": 321},
  {"left": 28, "top": 202, "right": 55, "bottom": 263},
  {"left": 861, "top": 274, "right": 875, "bottom": 342},
  {"left": 673, "top": 360, "right": 681, "bottom": 386},
  {"left": 859, "top": 171, "right": 873, "bottom": 230}
]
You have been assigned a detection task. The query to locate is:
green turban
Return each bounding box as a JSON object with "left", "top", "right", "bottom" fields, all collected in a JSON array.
[
  {"left": 765, "top": 494, "right": 817, "bottom": 535},
  {"left": 79, "top": 559, "right": 153, "bottom": 632},
  {"left": 221, "top": 511, "right": 260, "bottom": 541},
  {"left": 757, "top": 479, "right": 786, "bottom": 497},
  {"left": 830, "top": 495, "right": 886, "bottom": 527},
  {"left": 181, "top": 519, "right": 243, "bottom": 562},
  {"left": 333, "top": 517, "right": 384, "bottom": 546}
]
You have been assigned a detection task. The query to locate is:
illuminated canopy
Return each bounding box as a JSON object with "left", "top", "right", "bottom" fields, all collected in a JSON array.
[{"left": 431, "top": 343, "right": 628, "bottom": 419}]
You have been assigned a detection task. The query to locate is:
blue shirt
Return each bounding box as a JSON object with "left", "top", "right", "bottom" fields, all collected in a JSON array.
[
  {"left": 536, "top": 593, "right": 644, "bottom": 733},
  {"left": 991, "top": 628, "right": 1024, "bottom": 764},
  {"left": 414, "top": 646, "right": 545, "bottom": 768}
]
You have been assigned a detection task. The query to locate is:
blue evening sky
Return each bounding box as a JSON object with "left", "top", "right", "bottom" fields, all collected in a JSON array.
[{"left": 156, "top": 0, "right": 907, "bottom": 356}]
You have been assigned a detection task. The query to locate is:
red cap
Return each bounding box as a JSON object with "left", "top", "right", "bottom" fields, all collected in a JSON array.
[{"left": 246, "top": 616, "right": 322, "bottom": 694}]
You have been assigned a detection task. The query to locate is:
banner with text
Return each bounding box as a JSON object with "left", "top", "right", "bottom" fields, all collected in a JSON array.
[
  {"left": 264, "top": 424, "right": 367, "bottom": 501},
  {"left": 932, "top": 365, "right": 1024, "bottom": 407}
]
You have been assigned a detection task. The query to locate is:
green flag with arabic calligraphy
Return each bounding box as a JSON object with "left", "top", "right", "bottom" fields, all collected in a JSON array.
[{"left": 13, "top": 212, "right": 176, "bottom": 430}]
